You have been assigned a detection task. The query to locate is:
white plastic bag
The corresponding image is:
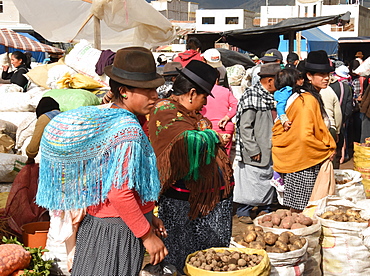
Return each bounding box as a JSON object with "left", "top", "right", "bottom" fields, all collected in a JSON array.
[
  {"left": 334, "top": 169, "right": 366, "bottom": 203},
  {"left": 15, "top": 113, "right": 37, "bottom": 150},
  {"left": 316, "top": 197, "right": 370, "bottom": 275},
  {"left": 0, "top": 153, "right": 27, "bottom": 182}
]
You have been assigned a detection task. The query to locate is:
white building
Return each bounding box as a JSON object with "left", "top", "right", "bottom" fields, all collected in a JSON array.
[
  {"left": 196, "top": 9, "right": 255, "bottom": 33},
  {"left": 260, "top": 0, "right": 370, "bottom": 40},
  {"left": 0, "top": 0, "right": 32, "bottom": 30},
  {"left": 150, "top": 0, "right": 198, "bottom": 21}
]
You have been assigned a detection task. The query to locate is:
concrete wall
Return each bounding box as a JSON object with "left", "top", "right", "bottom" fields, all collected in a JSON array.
[{"left": 196, "top": 9, "right": 254, "bottom": 32}]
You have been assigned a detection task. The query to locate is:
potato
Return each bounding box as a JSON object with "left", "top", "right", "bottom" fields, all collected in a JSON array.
[
  {"left": 300, "top": 216, "right": 313, "bottom": 226},
  {"left": 275, "top": 240, "right": 289, "bottom": 252},
  {"left": 264, "top": 232, "right": 278, "bottom": 245},
  {"left": 254, "top": 226, "right": 263, "bottom": 232},
  {"left": 245, "top": 224, "right": 255, "bottom": 231},
  {"left": 243, "top": 231, "right": 257, "bottom": 243},
  {"left": 280, "top": 216, "right": 295, "bottom": 229},
  {"left": 321, "top": 211, "right": 334, "bottom": 219},
  {"left": 260, "top": 221, "right": 274, "bottom": 227},
  {"left": 267, "top": 246, "right": 285, "bottom": 253},
  {"left": 238, "top": 259, "right": 247, "bottom": 266},
  {"left": 262, "top": 214, "right": 272, "bottom": 222},
  {"left": 271, "top": 214, "right": 281, "bottom": 226},
  {"left": 277, "top": 233, "right": 289, "bottom": 244},
  {"left": 249, "top": 241, "right": 265, "bottom": 250},
  {"left": 293, "top": 239, "right": 305, "bottom": 249},
  {"left": 291, "top": 223, "right": 307, "bottom": 229},
  {"left": 288, "top": 244, "right": 301, "bottom": 251},
  {"left": 256, "top": 235, "right": 266, "bottom": 246},
  {"left": 346, "top": 209, "right": 361, "bottom": 219},
  {"left": 289, "top": 235, "right": 300, "bottom": 244},
  {"left": 333, "top": 208, "right": 345, "bottom": 215}
]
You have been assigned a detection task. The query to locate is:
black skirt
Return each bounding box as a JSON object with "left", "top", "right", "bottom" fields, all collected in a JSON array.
[
  {"left": 158, "top": 195, "right": 232, "bottom": 273},
  {"left": 71, "top": 214, "right": 145, "bottom": 276}
]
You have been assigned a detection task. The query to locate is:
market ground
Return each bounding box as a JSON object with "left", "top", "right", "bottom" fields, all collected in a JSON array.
[{"left": 142, "top": 158, "right": 354, "bottom": 271}]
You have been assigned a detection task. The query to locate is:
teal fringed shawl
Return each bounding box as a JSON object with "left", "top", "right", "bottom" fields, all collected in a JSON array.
[
  {"left": 183, "top": 129, "right": 219, "bottom": 181},
  {"left": 36, "top": 106, "right": 161, "bottom": 211}
]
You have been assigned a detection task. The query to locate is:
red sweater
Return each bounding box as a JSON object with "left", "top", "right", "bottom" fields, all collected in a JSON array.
[{"left": 87, "top": 182, "right": 154, "bottom": 238}]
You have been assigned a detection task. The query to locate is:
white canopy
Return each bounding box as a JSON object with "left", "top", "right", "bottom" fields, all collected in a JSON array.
[{"left": 12, "top": 0, "right": 176, "bottom": 51}]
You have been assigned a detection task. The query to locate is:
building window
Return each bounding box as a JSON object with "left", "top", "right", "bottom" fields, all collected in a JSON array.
[
  {"left": 313, "top": 5, "right": 317, "bottom": 17},
  {"left": 331, "top": 18, "right": 355, "bottom": 32},
  {"left": 225, "top": 17, "right": 239, "bottom": 24},
  {"left": 267, "top": 18, "right": 285, "bottom": 26},
  {"left": 304, "top": 6, "right": 308, "bottom": 17},
  {"left": 202, "top": 17, "right": 215, "bottom": 24},
  {"left": 0, "top": 1, "right": 3, "bottom": 13}
]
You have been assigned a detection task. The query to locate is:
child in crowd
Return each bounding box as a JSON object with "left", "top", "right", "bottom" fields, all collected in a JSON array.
[{"left": 274, "top": 68, "right": 303, "bottom": 131}]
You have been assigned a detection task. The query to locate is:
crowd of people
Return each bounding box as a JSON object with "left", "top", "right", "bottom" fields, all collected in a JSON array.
[{"left": 27, "top": 37, "right": 370, "bottom": 275}]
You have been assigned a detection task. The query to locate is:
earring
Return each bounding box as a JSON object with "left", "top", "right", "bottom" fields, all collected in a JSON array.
[
  {"left": 189, "top": 99, "right": 192, "bottom": 103},
  {"left": 121, "top": 94, "right": 127, "bottom": 99}
]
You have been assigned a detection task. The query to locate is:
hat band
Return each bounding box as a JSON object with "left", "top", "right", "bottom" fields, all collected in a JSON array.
[
  {"left": 112, "top": 66, "right": 157, "bottom": 81},
  {"left": 181, "top": 67, "right": 213, "bottom": 92},
  {"left": 305, "top": 62, "right": 331, "bottom": 70},
  {"left": 164, "top": 70, "right": 178, "bottom": 75}
]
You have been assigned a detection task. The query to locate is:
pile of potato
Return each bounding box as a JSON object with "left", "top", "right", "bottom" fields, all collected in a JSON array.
[
  {"left": 257, "top": 209, "right": 315, "bottom": 229},
  {"left": 320, "top": 208, "right": 367, "bottom": 222},
  {"left": 234, "top": 224, "right": 306, "bottom": 253},
  {"left": 187, "top": 248, "right": 264, "bottom": 272}
]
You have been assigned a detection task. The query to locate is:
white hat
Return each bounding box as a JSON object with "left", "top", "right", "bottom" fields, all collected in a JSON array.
[
  {"left": 335, "top": 65, "right": 349, "bottom": 78},
  {"left": 201, "top": 48, "right": 222, "bottom": 68}
]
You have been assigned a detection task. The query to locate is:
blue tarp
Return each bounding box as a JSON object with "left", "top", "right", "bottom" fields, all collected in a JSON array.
[
  {"left": 278, "top": 27, "right": 337, "bottom": 56},
  {"left": 0, "top": 32, "right": 46, "bottom": 63},
  {"left": 302, "top": 28, "right": 337, "bottom": 55}
]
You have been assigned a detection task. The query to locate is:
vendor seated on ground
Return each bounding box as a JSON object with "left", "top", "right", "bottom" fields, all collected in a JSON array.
[{"left": 1, "top": 51, "right": 31, "bottom": 91}]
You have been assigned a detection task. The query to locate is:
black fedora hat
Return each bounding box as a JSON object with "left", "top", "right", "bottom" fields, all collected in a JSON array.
[
  {"left": 304, "top": 50, "right": 334, "bottom": 73},
  {"left": 104, "top": 47, "right": 164, "bottom": 88},
  {"left": 177, "top": 60, "right": 217, "bottom": 97}
]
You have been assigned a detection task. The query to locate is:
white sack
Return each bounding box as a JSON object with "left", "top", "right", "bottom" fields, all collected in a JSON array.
[
  {"left": 0, "top": 119, "right": 17, "bottom": 141},
  {"left": 46, "top": 65, "right": 77, "bottom": 90},
  {"left": 354, "top": 56, "right": 370, "bottom": 76},
  {"left": 316, "top": 196, "right": 370, "bottom": 276},
  {"left": 15, "top": 113, "right": 37, "bottom": 150},
  {"left": 0, "top": 153, "right": 27, "bottom": 182},
  {"left": 0, "top": 112, "right": 35, "bottom": 128},
  {"left": 334, "top": 169, "right": 366, "bottom": 203},
  {"left": 254, "top": 214, "right": 322, "bottom": 276},
  {"left": 0, "top": 86, "right": 34, "bottom": 112}
]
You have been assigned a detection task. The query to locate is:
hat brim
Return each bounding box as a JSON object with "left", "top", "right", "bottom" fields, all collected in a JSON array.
[
  {"left": 104, "top": 65, "right": 164, "bottom": 88},
  {"left": 177, "top": 68, "right": 215, "bottom": 98},
  {"left": 260, "top": 56, "right": 279, "bottom": 62},
  {"left": 304, "top": 62, "right": 334, "bottom": 73}
]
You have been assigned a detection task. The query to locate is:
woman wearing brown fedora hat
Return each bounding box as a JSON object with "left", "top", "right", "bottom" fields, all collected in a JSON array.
[
  {"left": 272, "top": 50, "right": 336, "bottom": 213},
  {"left": 147, "top": 60, "right": 234, "bottom": 273},
  {"left": 36, "top": 46, "right": 168, "bottom": 276}
]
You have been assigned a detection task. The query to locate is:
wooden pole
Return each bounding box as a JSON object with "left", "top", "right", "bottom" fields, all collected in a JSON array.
[
  {"left": 94, "top": 16, "right": 101, "bottom": 50},
  {"left": 289, "top": 31, "right": 295, "bottom": 53},
  {"left": 296, "top": 31, "right": 301, "bottom": 58}
]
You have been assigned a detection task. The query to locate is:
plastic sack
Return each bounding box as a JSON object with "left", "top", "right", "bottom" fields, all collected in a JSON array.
[
  {"left": 43, "top": 89, "right": 101, "bottom": 112},
  {"left": 226, "top": 64, "right": 246, "bottom": 86},
  {"left": 46, "top": 64, "right": 77, "bottom": 90},
  {"left": 0, "top": 85, "right": 34, "bottom": 112},
  {"left": 353, "top": 56, "right": 370, "bottom": 76},
  {"left": 254, "top": 214, "right": 322, "bottom": 276},
  {"left": 57, "top": 72, "right": 104, "bottom": 90},
  {"left": 139, "top": 261, "right": 178, "bottom": 276},
  {"left": 316, "top": 196, "right": 370, "bottom": 275},
  {"left": 184, "top": 247, "right": 270, "bottom": 276},
  {"left": 0, "top": 153, "right": 27, "bottom": 182},
  {"left": 0, "top": 119, "right": 17, "bottom": 141},
  {"left": 353, "top": 138, "right": 370, "bottom": 198},
  {"left": 64, "top": 40, "right": 108, "bottom": 87},
  {"left": 5, "top": 163, "right": 47, "bottom": 234},
  {"left": 334, "top": 169, "right": 366, "bottom": 202},
  {"left": 15, "top": 112, "right": 37, "bottom": 150},
  {"left": 0, "top": 133, "right": 14, "bottom": 153}
]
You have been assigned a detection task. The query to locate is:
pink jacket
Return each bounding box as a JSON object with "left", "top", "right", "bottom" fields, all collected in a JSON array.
[{"left": 200, "top": 85, "right": 238, "bottom": 133}]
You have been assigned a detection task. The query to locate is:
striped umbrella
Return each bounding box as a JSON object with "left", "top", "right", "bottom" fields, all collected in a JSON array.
[{"left": 0, "top": 28, "right": 64, "bottom": 54}]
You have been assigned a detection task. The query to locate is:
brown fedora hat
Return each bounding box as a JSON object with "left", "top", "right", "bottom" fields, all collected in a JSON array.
[{"left": 104, "top": 47, "right": 164, "bottom": 88}]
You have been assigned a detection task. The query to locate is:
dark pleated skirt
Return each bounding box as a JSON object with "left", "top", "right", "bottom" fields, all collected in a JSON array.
[
  {"left": 158, "top": 195, "right": 232, "bottom": 273},
  {"left": 71, "top": 214, "right": 145, "bottom": 276}
]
